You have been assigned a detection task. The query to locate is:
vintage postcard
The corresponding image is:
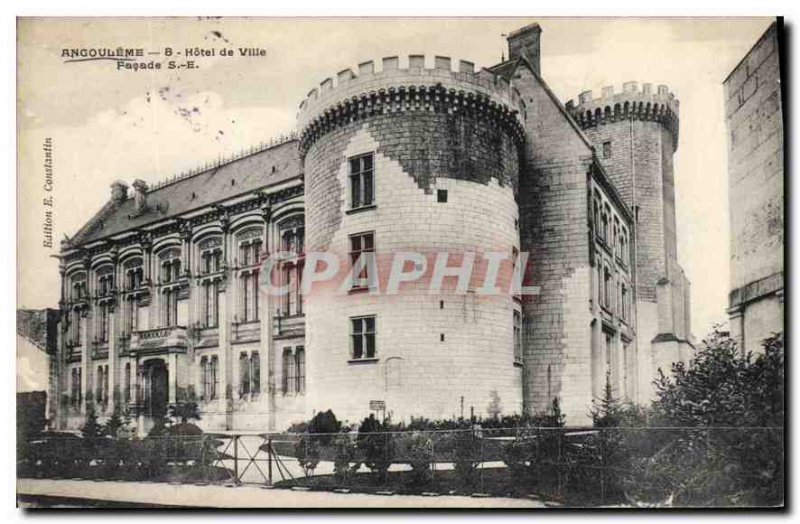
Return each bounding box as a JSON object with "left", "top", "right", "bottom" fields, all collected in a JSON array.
[{"left": 16, "top": 16, "right": 784, "bottom": 508}]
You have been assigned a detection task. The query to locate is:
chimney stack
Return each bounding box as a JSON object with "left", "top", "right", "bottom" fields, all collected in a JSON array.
[
  {"left": 507, "top": 23, "right": 542, "bottom": 76},
  {"left": 132, "top": 179, "right": 149, "bottom": 214},
  {"left": 110, "top": 180, "right": 128, "bottom": 203}
]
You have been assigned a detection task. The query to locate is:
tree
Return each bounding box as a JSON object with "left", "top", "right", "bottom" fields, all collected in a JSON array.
[
  {"left": 169, "top": 399, "right": 201, "bottom": 424},
  {"left": 81, "top": 410, "right": 105, "bottom": 439},
  {"left": 486, "top": 390, "right": 502, "bottom": 420},
  {"left": 104, "top": 406, "right": 125, "bottom": 438},
  {"left": 631, "top": 329, "right": 785, "bottom": 506}
]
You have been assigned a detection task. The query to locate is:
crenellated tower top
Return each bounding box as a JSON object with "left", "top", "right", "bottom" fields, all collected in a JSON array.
[
  {"left": 297, "top": 54, "right": 527, "bottom": 154},
  {"left": 566, "top": 81, "right": 680, "bottom": 150}
]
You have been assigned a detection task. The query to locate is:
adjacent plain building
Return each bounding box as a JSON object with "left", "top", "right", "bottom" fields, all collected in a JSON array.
[
  {"left": 52, "top": 23, "right": 694, "bottom": 432},
  {"left": 724, "top": 20, "right": 784, "bottom": 354}
]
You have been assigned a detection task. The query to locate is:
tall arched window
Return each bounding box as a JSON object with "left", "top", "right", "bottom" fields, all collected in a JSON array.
[
  {"left": 98, "top": 302, "right": 110, "bottom": 342},
  {"left": 197, "top": 237, "right": 222, "bottom": 328},
  {"left": 236, "top": 227, "right": 263, "bottom": 322},
  {"left": 198, "top": 237, "right": 223, "bottom": 275},
  {"left": 70, "top": 272, "right": 87, "bottom": 302},
  {"left": 277, "top": 216, "right": 304, "bottom": 317},
  {"left": 71, "top": 308, "right": 83, "bottom": 346},
  {"left": 123, "top": 257, "right": 144, "bottom": 290},
  {"left": 158, "top": 247, "right": 182, "bottom": 326},
  {"left": 202, "top": 280, "right": 220, "bottom": 327},
  {"left": 95, "top": 266, "right": 114, "bottom": 343},
  {"left": 159, "top": 248, "right": 182, "bottom": 284}
]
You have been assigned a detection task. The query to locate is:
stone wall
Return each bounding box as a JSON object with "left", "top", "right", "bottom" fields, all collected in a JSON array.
[
  {"left": 725, "top": 21, "right": 784, "bottom": 353},
  {"left": 302, "top": 99, "right": 524, "bottom": 423}
]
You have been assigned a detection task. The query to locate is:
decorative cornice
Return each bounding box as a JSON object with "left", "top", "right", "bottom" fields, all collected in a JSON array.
[{"left": 61, "top": 186, "right": 303, "bottom": 264}]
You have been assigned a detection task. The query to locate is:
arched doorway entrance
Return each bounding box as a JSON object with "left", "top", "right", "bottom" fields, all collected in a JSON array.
[{"left": 143, "top": 359, "right": 168, "bottom": 418}]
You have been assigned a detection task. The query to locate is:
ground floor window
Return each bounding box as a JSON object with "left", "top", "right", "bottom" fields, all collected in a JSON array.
[
  {"left": 239, "top": 351, "right": 261, "bottom": 398},
  {"left": 200, "top": 355, "right": 219, "bottom": 400},
  {"left": 282, "top": 346, "right": 305, "bottom": 394}
]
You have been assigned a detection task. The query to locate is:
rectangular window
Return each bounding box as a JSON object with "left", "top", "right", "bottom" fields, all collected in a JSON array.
[
  {"left": 71, "top": 368, "right": 81, "bottom": 408},
  {"left": 349, "top": 232, "right": 375, "bottom": 289},
  {"left": 73, "top": 310, "right": 82, "bottom": 345},
  {"left": 99, "top": 303, "right": 109, "bottom": 342},
  {"left": 199, "top": 357, "right": 208, "bottom": 400},
  {"left": 203, "top": 282, "right": 219, "bottom": 327},
  {"left": 96, "top": 365, "right": 104, "bottom": 404},
  {"left": 349, "top": 153, "right": 375, "bottom": 209},
  {"left": 282, "top": 348, "right": 295, "bottom": 394},
  {"left": 351, "top": 316, "right": 376, "bottom": 360},
  {"left": 621, "top": 284, "right": 628, "bottom": 320},
  {"left": 602, "top": 141, "right": 612, "bottom": 159},
  {"left": 251, "top": 352, "right": 261, "bottom": 394},
  {"left": 253, "top": 269, "right": 260, "bottom": 320},
  {"left": 513, "top": 310, "right": 522, "bottom": 364},
  {"left": 239, "top": 352, "right": 250, "bottom": 397},
  {"left": 210, "top": 356, "right": 219, "bottom": 400},
  {"left": 295, "top": 347, "right": 305, "bottom": 394},
  {"left": 124, "top": 363, "right": 131, "bottom": 403},
  {"left": 603, "top": 267, "right": 612, "bottom": 310},
  {"left": 163, "top": 289, "right": 178, "bottom": 326},
  {"left": 437, "top": 189, "right": 448, "bottom": 203}
]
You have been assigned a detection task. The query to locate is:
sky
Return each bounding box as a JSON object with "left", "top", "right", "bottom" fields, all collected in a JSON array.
[{"left": 17, "top": 17, "right": 775, "bottom": 338}]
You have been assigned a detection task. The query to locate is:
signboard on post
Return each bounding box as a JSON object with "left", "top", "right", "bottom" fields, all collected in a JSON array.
[{"left": 369, "top": 400, "right": 385, "bottom": 411}]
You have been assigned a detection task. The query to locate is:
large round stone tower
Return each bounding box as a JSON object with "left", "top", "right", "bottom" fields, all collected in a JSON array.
[
  {"left": 567, "top": 82, "right": 693, "bottom": 397},
  {"left": 297, "top": 55, "right": 526, "bottom": 422}
]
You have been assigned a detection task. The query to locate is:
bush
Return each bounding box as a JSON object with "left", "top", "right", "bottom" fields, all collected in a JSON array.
[
  {"left": 169, "top": 399, "right": 201, "bottom": 425},
  {"left": 502, "top": 397, "right": 566, "bottom": 480},
  {"left": 295, "top": 436, "right": 321, "bottom": 477},
  {"left": 307, "top": 410, "right": 341, "bottom": 443},
  {"left": 293, "top": 409, "right": 343, "bottom": 478},
  {"left": 357, "top": 414, "right": 394, "bottom": 480},
  {"left": 450, "top": 427, "right": 482, "bottom": 490},
  {"left": 405, "top": 431, "right": 434, "bottom": 486},
  {"left": 332, "top": 433, "right": 359, "bottom": 485},
  {"left": 627, "top": 330, "right": 784, "bottom": 506}
]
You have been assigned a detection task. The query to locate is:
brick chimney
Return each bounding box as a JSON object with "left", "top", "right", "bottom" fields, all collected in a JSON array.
[
  {"left": 132, "top": 179, "right": 149, "bottom": 214},
  {"left": 507, "top": 23, "right": 542, "bottom": 76},
  {"left": 110, "top": 180, "right": 128, "bottom": 203}
]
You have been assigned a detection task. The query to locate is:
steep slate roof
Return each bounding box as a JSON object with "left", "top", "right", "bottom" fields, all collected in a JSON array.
[
  {"left": 17, "top": 309, "right": 59, "bottom": 354},
  {"left": 488, "top": 56, "right": 635, "bottom": 224},
  {"left": 71, "top": 139, "right": 301, "bottom": 247},
  {"left": 488, "top": 58, "right": 523, "bottom": 81}
]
